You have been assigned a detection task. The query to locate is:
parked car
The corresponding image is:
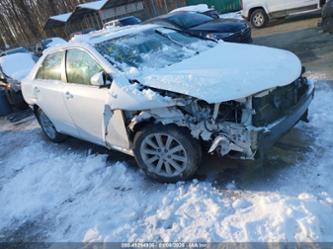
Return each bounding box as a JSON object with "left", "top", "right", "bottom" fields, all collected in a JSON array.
[
  {"left": 35, "top": 37, "right": 67, "bottom": 56},
  {"left": 21, "top": 24, "right": 314, "bottom": 183},
  {"left": 103, "top": 16, "right": 142, "bottom": 29},
  {"left": 0, "top": 52, "right": 37, "bottom": 108},
  {"left": 145, "top": 11, "right": 252, "bottom": 43},
  {"left": 322, "top": 0, "right": 333, "bottom": 32},
  {"left": 170, "top": 4, "right": 220, "bottom": 19},
  {"left": 0, "top": 47, "right": 30, "bottom": 57},
  {"left": 242, "top": 0, "right": 327, "bottom": 28}
]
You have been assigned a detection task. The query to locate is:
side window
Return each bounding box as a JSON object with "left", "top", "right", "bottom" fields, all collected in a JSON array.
[
  {"left": 36, "top": 52, "right": 63, "bottom": 80},
  {"left": 66, "top": 49, "right": 103, "bottom": 85}
]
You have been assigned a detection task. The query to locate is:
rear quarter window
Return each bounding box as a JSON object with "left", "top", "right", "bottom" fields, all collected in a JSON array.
[{"left": 36, "top": 52, "right": 63, "bottom": 80}]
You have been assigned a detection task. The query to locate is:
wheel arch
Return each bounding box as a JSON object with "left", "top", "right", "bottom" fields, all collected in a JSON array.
[
  {"left": 129, "top": 111, "right": 195, "bottom": 143},
  {"left": 249, "top": 6, "right": 268, "bottom": 18},
  {"left": 32, "top": 104, "right": 41, "bottom": 122}
]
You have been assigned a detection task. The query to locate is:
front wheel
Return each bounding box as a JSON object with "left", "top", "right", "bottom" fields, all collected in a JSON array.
[
  {"left": 250, "top": 9, "right": 269, "bottom": 28},
  {"left": 37, "top": 109, "right": 66, "bottom": 143},
  {"left": 133, "top": 124, "right": 202, "bottom": 183}
]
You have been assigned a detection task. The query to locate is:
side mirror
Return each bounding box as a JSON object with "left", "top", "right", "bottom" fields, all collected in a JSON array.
[
  {"left": 90, "top": 72, "right": 105, "bottom": 86},
  {"left": 91, "top": 72, "right": 113, "bottom": 88}
]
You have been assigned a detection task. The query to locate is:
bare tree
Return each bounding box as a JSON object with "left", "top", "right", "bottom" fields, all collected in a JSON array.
[{"left": 0, "top": 0, "right": 89, "bottom": 49}]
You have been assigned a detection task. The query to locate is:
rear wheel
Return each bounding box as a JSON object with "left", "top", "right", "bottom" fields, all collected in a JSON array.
[
  {"left": 134, "top": 124, "right": 202, "bottom": 183},
  {"left": 37, "top": 109, "right": 66, "bottom": 143},
  {"left": 250, "top": 9, "right": 269, "bottom": 28}
]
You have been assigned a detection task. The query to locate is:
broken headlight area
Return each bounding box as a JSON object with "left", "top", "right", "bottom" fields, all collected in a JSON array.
[
  {"left": 252, "top": 76, "right": 309, "bottom": 126},
  {"left": 207, "top": 77, "right": 313, "bottom": 160}
]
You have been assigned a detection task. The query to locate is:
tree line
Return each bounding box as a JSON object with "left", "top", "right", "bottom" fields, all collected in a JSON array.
[{"left": 0, "top": 0, "right": 91, "bottom": 50}]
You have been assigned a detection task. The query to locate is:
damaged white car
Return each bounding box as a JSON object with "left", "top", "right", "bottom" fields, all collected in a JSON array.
[{"left": 21, "top": 24, "right": 314, "bottom": 182}]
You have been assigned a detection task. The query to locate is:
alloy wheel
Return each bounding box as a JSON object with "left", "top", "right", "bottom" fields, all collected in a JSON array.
[
  {"left": 140, "top": 133, "right": 188, "bottom": 177},
  {"left": 253, "top": 13, "right": 265, "bottom": 27}
]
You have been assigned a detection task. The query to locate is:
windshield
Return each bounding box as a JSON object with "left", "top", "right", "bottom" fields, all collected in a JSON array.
[
  {"left": 167, "top": 12, "right": 213, "bottom": 29},
  {"left": 94, "top": 28, "right": 215, "bottom": 72}
]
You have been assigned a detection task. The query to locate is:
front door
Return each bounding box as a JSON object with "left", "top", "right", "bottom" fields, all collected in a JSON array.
[{"left": 63, "top": 48, "right": 109, "bottom": 145}]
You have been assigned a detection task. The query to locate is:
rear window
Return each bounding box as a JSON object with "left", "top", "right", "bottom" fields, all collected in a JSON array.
[
  {"left": 167, "top": 12, "right": 213, "bottom": 29},
  {"left": 36, "top": 52, "right": 63, "bottom": 80}
]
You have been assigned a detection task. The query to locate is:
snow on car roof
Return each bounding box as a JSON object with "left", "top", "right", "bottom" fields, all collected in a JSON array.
[
  {"left": 50, "top": 12, "right": 72, "bottom": 22},
  {"left": 70, "top": 24, "right": 159, "bottom": 45},
  {"left": 78, "top": 0, "right": 108, "bottom": 10},
  {"left": 43, "top": 37, "right": 67, "bottom": 49},
  {"left": 170, "top": 4, "right": 211, "bottom": 13}
]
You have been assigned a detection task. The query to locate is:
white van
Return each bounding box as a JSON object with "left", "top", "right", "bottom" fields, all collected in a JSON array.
[{"left": 241, "top": 0, "right": 326, "bottom": 28}]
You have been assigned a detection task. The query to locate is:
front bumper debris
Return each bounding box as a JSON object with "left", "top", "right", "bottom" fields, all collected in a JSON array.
[{"left": 209, "top": 79, "right": 315, "bottom": 160}]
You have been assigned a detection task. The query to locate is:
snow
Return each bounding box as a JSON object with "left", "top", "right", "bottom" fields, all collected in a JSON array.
[
  {"left": 44, "top": 37, "right": 67, "bottom": 48},
  {"left": 220, "top": 11, "right": 244, "bottom": 20},
  {"left": 170, "top": 4, "right": 211, "bottom": 14},
  {"left": 0, "top": 76, "right": 333, "bottom": 242},
  {"left": 78, "top": 0, "right": 108, "bottom": 10},
  {"left": 141, "top": 42, "right": 302, "bottom": 104},
  {"left": 50, "top": 12, "right": 72, "bottom": 22},
  {"left": 0, "top": 52, "right": 36, "bottom": 80},
  {"left": 70, "top": 24, "right": 157, "bottom": 45}
]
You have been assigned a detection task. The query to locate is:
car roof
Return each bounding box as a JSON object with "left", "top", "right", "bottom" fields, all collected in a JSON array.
[
  {"left": 146, "top": 11, "right": 209, "bottom": 25},
  {"left": 119, "top": 16, "right": 137, "bottom": 21},
  {"left": 44, "top": 24, "right": 159, "bottom": 53}
]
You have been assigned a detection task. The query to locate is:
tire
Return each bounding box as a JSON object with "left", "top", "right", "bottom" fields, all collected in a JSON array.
[
  {"left": 37, "top": 108, "right": 66, "bottom": 143},
  {"left": 133, "top": 124, "right": 202, "bottom": 183},
  {"left": 250, "top": 9, "right": 269, "bottom": 28}
]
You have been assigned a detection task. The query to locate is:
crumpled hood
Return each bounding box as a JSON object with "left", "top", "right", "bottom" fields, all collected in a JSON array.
[{"left": 140, "top": 42, "right": 302, "bottom": 103}]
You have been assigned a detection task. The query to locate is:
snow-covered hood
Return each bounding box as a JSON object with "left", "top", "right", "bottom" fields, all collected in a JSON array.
[
  {"left": 0, "top": 53, "right": 36, "bottom": 81},
  {"left": 140, "top": 42, "right": 302, "bottom": 104}
]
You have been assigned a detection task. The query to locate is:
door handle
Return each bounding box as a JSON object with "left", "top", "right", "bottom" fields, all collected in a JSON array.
[
  {"left": 65, "top": 91, "right": 74, "bottom": 99},
  {"left": 34, "top": 87, "right": 40, "bottom": 94}
]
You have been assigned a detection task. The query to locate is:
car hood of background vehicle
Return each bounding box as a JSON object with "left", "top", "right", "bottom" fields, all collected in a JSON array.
[
  {"left": 189, "top": 18, "right": 247, "bottom": 33},
  {"left": 0, "top": 53, "right": 36, "bottom": 81},
  {"left": 139, "top": 42, "right": 302, "bottom": 104}
]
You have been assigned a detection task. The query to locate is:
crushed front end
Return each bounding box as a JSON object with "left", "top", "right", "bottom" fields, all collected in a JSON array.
[
  {"left": 129, "top": 75, "right": 314, "bottom": 161},
  {"left": 207, "top": 76, "right": 314, "bottom": 160}
]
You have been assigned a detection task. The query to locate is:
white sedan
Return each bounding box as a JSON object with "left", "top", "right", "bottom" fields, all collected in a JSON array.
[{"left": 22, "top": 24, "right": 314, "bottom": 182}]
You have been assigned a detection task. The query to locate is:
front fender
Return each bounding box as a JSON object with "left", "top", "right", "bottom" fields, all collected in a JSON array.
[{"left": 108, "top": 77, "right": 177, "bottom": 111}]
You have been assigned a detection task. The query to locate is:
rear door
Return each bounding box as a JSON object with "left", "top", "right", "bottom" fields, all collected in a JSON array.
[
  {"left": 63, "top": 48, "right": 109, "bottom": 145},
  {"left": 267, "top": 0, "right": 318, "bottom": 14},
  {"left": 32, "top": 51, "right": 79, "bottom": 136},
  {"left": 265, "top": 0, "right": 286, "bottom": 13},
  {"left": 287, "top": 0, "right": 318, "bottom": 10}
]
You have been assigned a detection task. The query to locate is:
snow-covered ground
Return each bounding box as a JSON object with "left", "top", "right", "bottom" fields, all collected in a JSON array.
[{"left": 0, "top": 77, "right": 333, "bottom": 242}]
